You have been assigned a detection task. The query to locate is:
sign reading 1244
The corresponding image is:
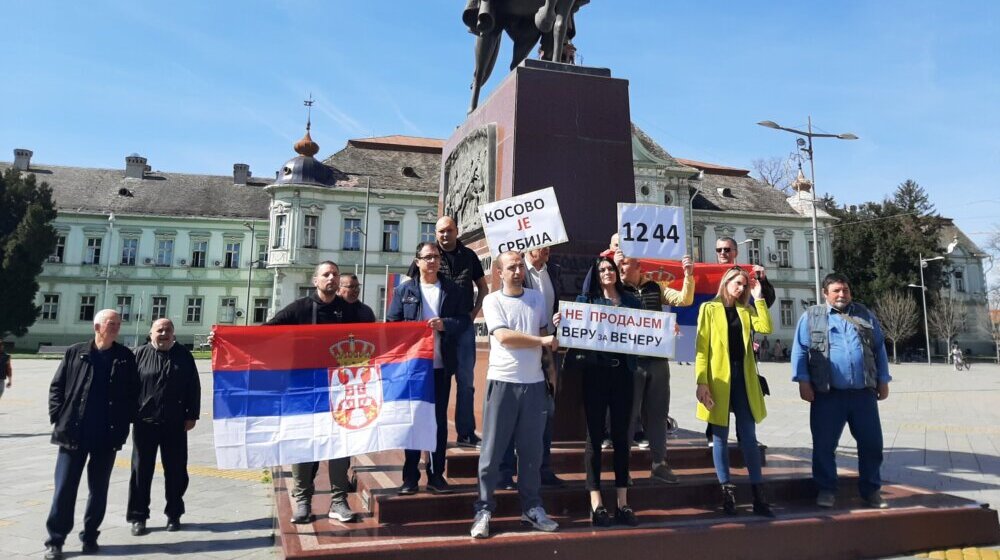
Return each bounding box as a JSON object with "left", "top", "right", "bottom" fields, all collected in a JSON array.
[{"left": 617, "top": 204, "right": 687, "bottom": 260}]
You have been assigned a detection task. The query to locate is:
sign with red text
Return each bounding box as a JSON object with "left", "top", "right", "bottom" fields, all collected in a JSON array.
[
  {"left": 479, "top": 187, "right": 568, "bottom": 257},
  {"left": 617, "top": 204, "right": 687, "bottom": 260},
  {"left": 556, "top": 301, "right": 676, "bottom": 359}
]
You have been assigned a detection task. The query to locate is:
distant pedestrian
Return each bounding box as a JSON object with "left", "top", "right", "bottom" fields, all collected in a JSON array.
[
  {"left": 791, "top": 273, "right": 892, "bottom": 510},
  {"left": 0, "top": 344, "right": 11, "bottom": 401},
  {"left": 44, "top": 310, "right": 140, "bottom": 560},
  {"left": 771, "top": 339, "right": 785, "bottom": 362},
  {"left": 759, "top": 336, "right": 770, "bottom": 362},
  {"left": 127, "top": 319, "right": 201, "bottom": 536}
]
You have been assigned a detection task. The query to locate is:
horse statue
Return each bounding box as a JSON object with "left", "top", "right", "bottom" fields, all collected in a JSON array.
[{"left": 463, "top": 0, "right": 589, "bottom": 112}]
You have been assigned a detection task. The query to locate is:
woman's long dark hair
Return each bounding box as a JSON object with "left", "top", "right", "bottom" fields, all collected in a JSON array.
[{"left": 583, "top": 256, "right": 625, "bottom": 300}]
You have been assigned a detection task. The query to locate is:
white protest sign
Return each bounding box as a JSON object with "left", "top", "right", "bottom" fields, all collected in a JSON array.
[
  {"left": 556, "top": 301, "right": 676, "bottom": 359},
  {"left": 617, "top": 204, "right": 687, "bottom": 260},
  {"left": 479, "top": 187, "right": 568, "bottom": 258}
]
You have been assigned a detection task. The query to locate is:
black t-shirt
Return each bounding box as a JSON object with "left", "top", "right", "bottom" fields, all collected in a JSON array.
[
  {"left": 725, "top": 306, "right": 745, "bottom": 368},
  {"left": 267, "top": 294, "right": 361, "bottom": 326},
  {"left": 438, "top": 241, "right": 485, "bottom": 314},
  {"left": 80, "top": 347, "right": 113, "bottom": 450}
]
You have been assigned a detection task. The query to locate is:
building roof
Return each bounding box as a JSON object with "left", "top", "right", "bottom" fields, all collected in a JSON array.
[
  {"left": 0, "top": 161, "right": 272, "bottom": 220},
  {"left": 323, "top": 139, "right": 441, "bottom": 194},
  {"left": 691, "top": 172, "right": 807, "bottom": 216},
  {"left": 937, "top": 218, "right": 986, "bottom": 256},
  {"left": 675, "top": 158, "right": 750, "bottom": 177}
]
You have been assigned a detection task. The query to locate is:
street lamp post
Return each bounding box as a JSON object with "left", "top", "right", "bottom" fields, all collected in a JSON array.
[
  {"left": 103, "top": 212, "right": 116, "bottom": 308},
  {"left": 757, "top": 117, "right": 858, "bottom": 303},
  {"left": 243, "top": 221, "right": 256, "bottom": 325},
  {"left": 352, "top": 178, "right": 385, "bottom": 304},
  {"left": 908, "top": 253, "right": 946, "bottom": 365}
]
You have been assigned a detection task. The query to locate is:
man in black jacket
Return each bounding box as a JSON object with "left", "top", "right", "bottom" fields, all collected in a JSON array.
[
  {"left": 266, "top": 261, "right": 363, "bottom": 524},
  {"left": 44, "top": 309, "right": 139, "bottom": 560},
  {"left": 127, "top": 318, "right": 201, "bottom": 536}
]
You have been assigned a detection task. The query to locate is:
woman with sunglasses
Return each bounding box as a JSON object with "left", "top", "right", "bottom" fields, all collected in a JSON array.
[
  {"left": 695, "top": 266, "right": 774, "bottom": 517},
  {"left": 561, "top": 257, "right": 642, "bottom": 526}
]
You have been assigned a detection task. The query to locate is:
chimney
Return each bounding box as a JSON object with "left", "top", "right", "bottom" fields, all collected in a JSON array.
[
  {"left": 13, "top": 149, "right": 33, "bottom": 171},
  {"left": 125, "top": 154, "right": 147, "bottom": 179},
  {"left": 233, "top": 163, "right": 250, "bottom": 185}
]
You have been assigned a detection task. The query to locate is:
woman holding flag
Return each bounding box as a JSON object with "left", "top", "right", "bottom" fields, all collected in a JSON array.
[{"left": 694, "top": 266, "right": 774, "bottom": 517}]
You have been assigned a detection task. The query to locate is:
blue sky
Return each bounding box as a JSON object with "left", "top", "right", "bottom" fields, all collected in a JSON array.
[{"left": 2, "top": 1, "right": 997, "bottom": 254}]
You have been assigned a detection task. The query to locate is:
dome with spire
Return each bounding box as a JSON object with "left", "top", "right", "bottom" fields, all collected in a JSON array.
[{"left": 275, "top": 122, "right": 336, "bottom": 187}]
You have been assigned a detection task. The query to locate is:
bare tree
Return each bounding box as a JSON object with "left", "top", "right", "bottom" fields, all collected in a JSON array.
[
  {"left": 751, "top": 157, "right": 793, "bottom": 193},
  {"left": 875, "top": 291, "right": 919, "bottom": 363},
  {"left": 928, "top": 296, "right": 966, "bottom": 361}
]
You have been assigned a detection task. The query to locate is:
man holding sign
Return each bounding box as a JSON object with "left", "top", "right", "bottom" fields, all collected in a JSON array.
[{"left": 616, "top": 253, "right": 694, "bottom": 483}]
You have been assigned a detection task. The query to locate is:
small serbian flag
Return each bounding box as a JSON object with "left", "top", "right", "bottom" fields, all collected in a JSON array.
[
  {"left": 636, "top": 260, "right": 753, "bottom": 362},
  {"left": 211, "top": 322, "right": 435, "bottom": 469}
]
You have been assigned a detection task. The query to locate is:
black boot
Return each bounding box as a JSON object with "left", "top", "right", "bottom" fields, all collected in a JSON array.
[
  {"left": 721, "top": 483, "right": 737, "bottom": 515},
  {"left": 752, "top": 483, "right": 775, "bottom": 517}
]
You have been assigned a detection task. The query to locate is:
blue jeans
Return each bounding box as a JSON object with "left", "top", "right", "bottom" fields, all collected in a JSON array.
[
  {"left": 810, "top": 388, "right": 883, "bottom": 497},
  {"left": 454, "top": 323, "right": 477, "bottom": 438},
  {"left": 45, "top": 447, "right": 117, "bottom": 547},
  {"left": 710, "top": 366, "right": 763, "bottom": 484}
]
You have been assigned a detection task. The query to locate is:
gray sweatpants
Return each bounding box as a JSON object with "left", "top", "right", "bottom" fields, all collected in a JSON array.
[
  {"left": 630, "top": 357, "right": 671, "bottom": 466},
  {"left": 475, "top": 380, "right": 548, "bottom": 514},
  {"left": 290, "top": 457, "right": 352, "bottom": 506}
]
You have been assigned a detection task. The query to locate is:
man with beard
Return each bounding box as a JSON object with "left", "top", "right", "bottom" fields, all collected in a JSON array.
[
  {"left": 127, "top": 318, "right": 201, "bottom": 536},
  {"left": 338, "top": 273, "right": 377, "bottom": 323}
]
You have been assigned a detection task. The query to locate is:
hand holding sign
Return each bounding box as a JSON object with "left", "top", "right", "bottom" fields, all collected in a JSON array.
[{"left": 618, "top": 204, "right": 687, "bottom": 260}]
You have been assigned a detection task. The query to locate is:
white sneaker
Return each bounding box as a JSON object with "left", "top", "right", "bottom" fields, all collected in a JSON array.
[
  {"left": 521, "top": 506, "right": 559, "bottom": 532},
  {"left": 470, "top": 510, "right": 491, "bottom": 539}
]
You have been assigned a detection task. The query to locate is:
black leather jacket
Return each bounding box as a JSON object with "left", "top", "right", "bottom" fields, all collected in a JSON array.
[{"left": 48, "top": 341, "right": 139, "bottom": 450}]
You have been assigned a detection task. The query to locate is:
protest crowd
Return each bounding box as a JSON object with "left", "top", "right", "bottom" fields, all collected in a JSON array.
[{"left": 37, "top": 205, "right": 893, "bottom": 557}]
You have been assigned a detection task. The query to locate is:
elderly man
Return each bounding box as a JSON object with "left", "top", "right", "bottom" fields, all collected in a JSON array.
[
  {"left": 127, "top": 319, "right": 201, "bottom": 536},
  {"left": 44, "top": 310, "right": 139, "bottom": 560},
  {"left": 338, "top": 273, "right": 377, "bottom": 323},
  {"left": 471, "top": 251, "right": 559, "bottom": 539},
  {"left": 387, "top": 242, "right": 470, "bottom": 494},
  {"left": 499, "top": 246, "right": 564, "bottom": 489},
  {"left": 434, "top": 216, "right": 488, "bottom": 448},
  {"left": 792, "top": 273, "right": 892, "bottom": 509},
  {"left": 616, "top": 253, "right": 694, "bottom": 483}
]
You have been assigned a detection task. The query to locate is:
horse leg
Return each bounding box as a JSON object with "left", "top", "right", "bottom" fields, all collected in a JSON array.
[
  {"left": 535, "top": 0, "right": 556, "bottom": 33},
  {"left": 470, "top": 30, "right": 502, "bottom": 112},
  {"left": 507, "top": 17, "right": 541, "bottom": 69},
  {"left": 551, "top": 0, "right": 575, "bottom": 63}
]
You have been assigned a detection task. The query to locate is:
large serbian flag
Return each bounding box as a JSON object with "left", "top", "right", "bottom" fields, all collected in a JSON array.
[
  {"left": 636, "top": 260, "right": 753, "bottom": 363},
  {"left": 211, "top": 322, "right": 436, "bottom": 469}
]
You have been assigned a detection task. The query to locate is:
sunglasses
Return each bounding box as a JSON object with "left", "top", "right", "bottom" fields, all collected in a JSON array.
[{"left": 715, "top": 247, "right": 732, "bottom": 253}]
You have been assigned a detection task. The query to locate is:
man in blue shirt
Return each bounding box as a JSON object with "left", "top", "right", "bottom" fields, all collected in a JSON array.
[{"left": 791, "top": 273, "right": 891, "bottom": 510}]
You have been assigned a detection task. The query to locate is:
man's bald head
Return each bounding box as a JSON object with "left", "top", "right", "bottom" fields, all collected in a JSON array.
[
  {"left": 149, "top": 318, "right": 176, "bottom": 351},
  {"left": 435, "top": 216, "right": 458, "bottom": 251}
]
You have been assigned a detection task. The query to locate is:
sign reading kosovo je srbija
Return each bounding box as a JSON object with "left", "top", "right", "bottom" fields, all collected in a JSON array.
[
  {"left": 557, "top": 301, "right": 677, "bottom": 359},
  {"left": 479, "top": 187, "right": 568, "bottom": 257}
]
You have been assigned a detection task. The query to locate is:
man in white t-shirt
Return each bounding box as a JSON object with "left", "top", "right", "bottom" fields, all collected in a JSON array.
[{"left": 470, "top": 251, "right": 559, "bottom": 539}]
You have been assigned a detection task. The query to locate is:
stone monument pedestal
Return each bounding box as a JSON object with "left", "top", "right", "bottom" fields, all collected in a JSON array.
[{"left": 441, "top": 59, "right": 636, "bottom": 440}]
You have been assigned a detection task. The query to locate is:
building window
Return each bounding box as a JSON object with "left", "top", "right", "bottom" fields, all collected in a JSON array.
[
  {"left": 41, "top": 294, "right": 59, "bottom": 321},
  {"left": 116, "top": 295, "right": 133, "bottom": 322},
  {"left": 257, "top": 242, "right": 268, "bottom": 267},
  {"left": 120, "top": 238, "right": 138, "bottom": 266},
  {"left": 156, "top": 239, "right": 174, "bottom": 266},
  {"left": 343, "top": 218, "right": 361, "bottom": 251},
  {"left": 253, "top": 298, "right": 270, "bottom": 323},
  {"left": 84, "top": 238, "right": 102, "bottom": 265},
  {"left": 777, "top": 240, "right": 790, "bottom": 268},
  {"left": 298, "top": 286, "right": 313, "bottom": 299},
  {"left": 420, "top": 222, "right": 435, "bottom": 244},
  {"left": 954, "top": 271, "right": 965, "bottom": 292},
  {"left": 377, "top": 286, "right": 386, "bottom": 319},
  {"left": 185, "top": 297, "right": 203, "bottom": 324},
  {"left": 692, "top": 235, "right": 703, "bottom": 263},
  {"left": 224, "top": 241, "right": 241, "bottom": 269},
  {"left": 52, "top": 235, "right": 66, "bottom": 263},
  {"left": 303, "top": 215, "right": 319, "bottom": 248},
  {"left": 382, "top": 220, "right": 400, "bottom": 252},
  {"left": 780, "top": 299, "right": 794, "bottom": 327},
  {"left": 219, "top": 297, "right": 237, "bottom": 323},
  {"left": 191, "top": 240, "right": 207, "bottom": 268},
  {"left": 274, "top": 214, "right": 287, "bottom": 248},
  {"left": 151, "top": 296, "right": 168, "bottom": 321},
  {"left": 748, "top": 239, "right": 761, "bottom": 266},
  {"left": 79, "top": 295, "right": 96, "bottom": 322},
  {"left": 809, "top": 240, "right": 820, "bottom": 269}
]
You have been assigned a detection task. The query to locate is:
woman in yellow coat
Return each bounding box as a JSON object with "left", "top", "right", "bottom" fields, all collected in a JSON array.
[{"left": 695, "top": 266, "right": 773, "bottom": 516}]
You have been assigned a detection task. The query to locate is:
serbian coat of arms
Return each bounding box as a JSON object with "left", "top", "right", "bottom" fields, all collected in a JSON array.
[{"left": 327, "top": 335, "right": 382, "bottom": 430}]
